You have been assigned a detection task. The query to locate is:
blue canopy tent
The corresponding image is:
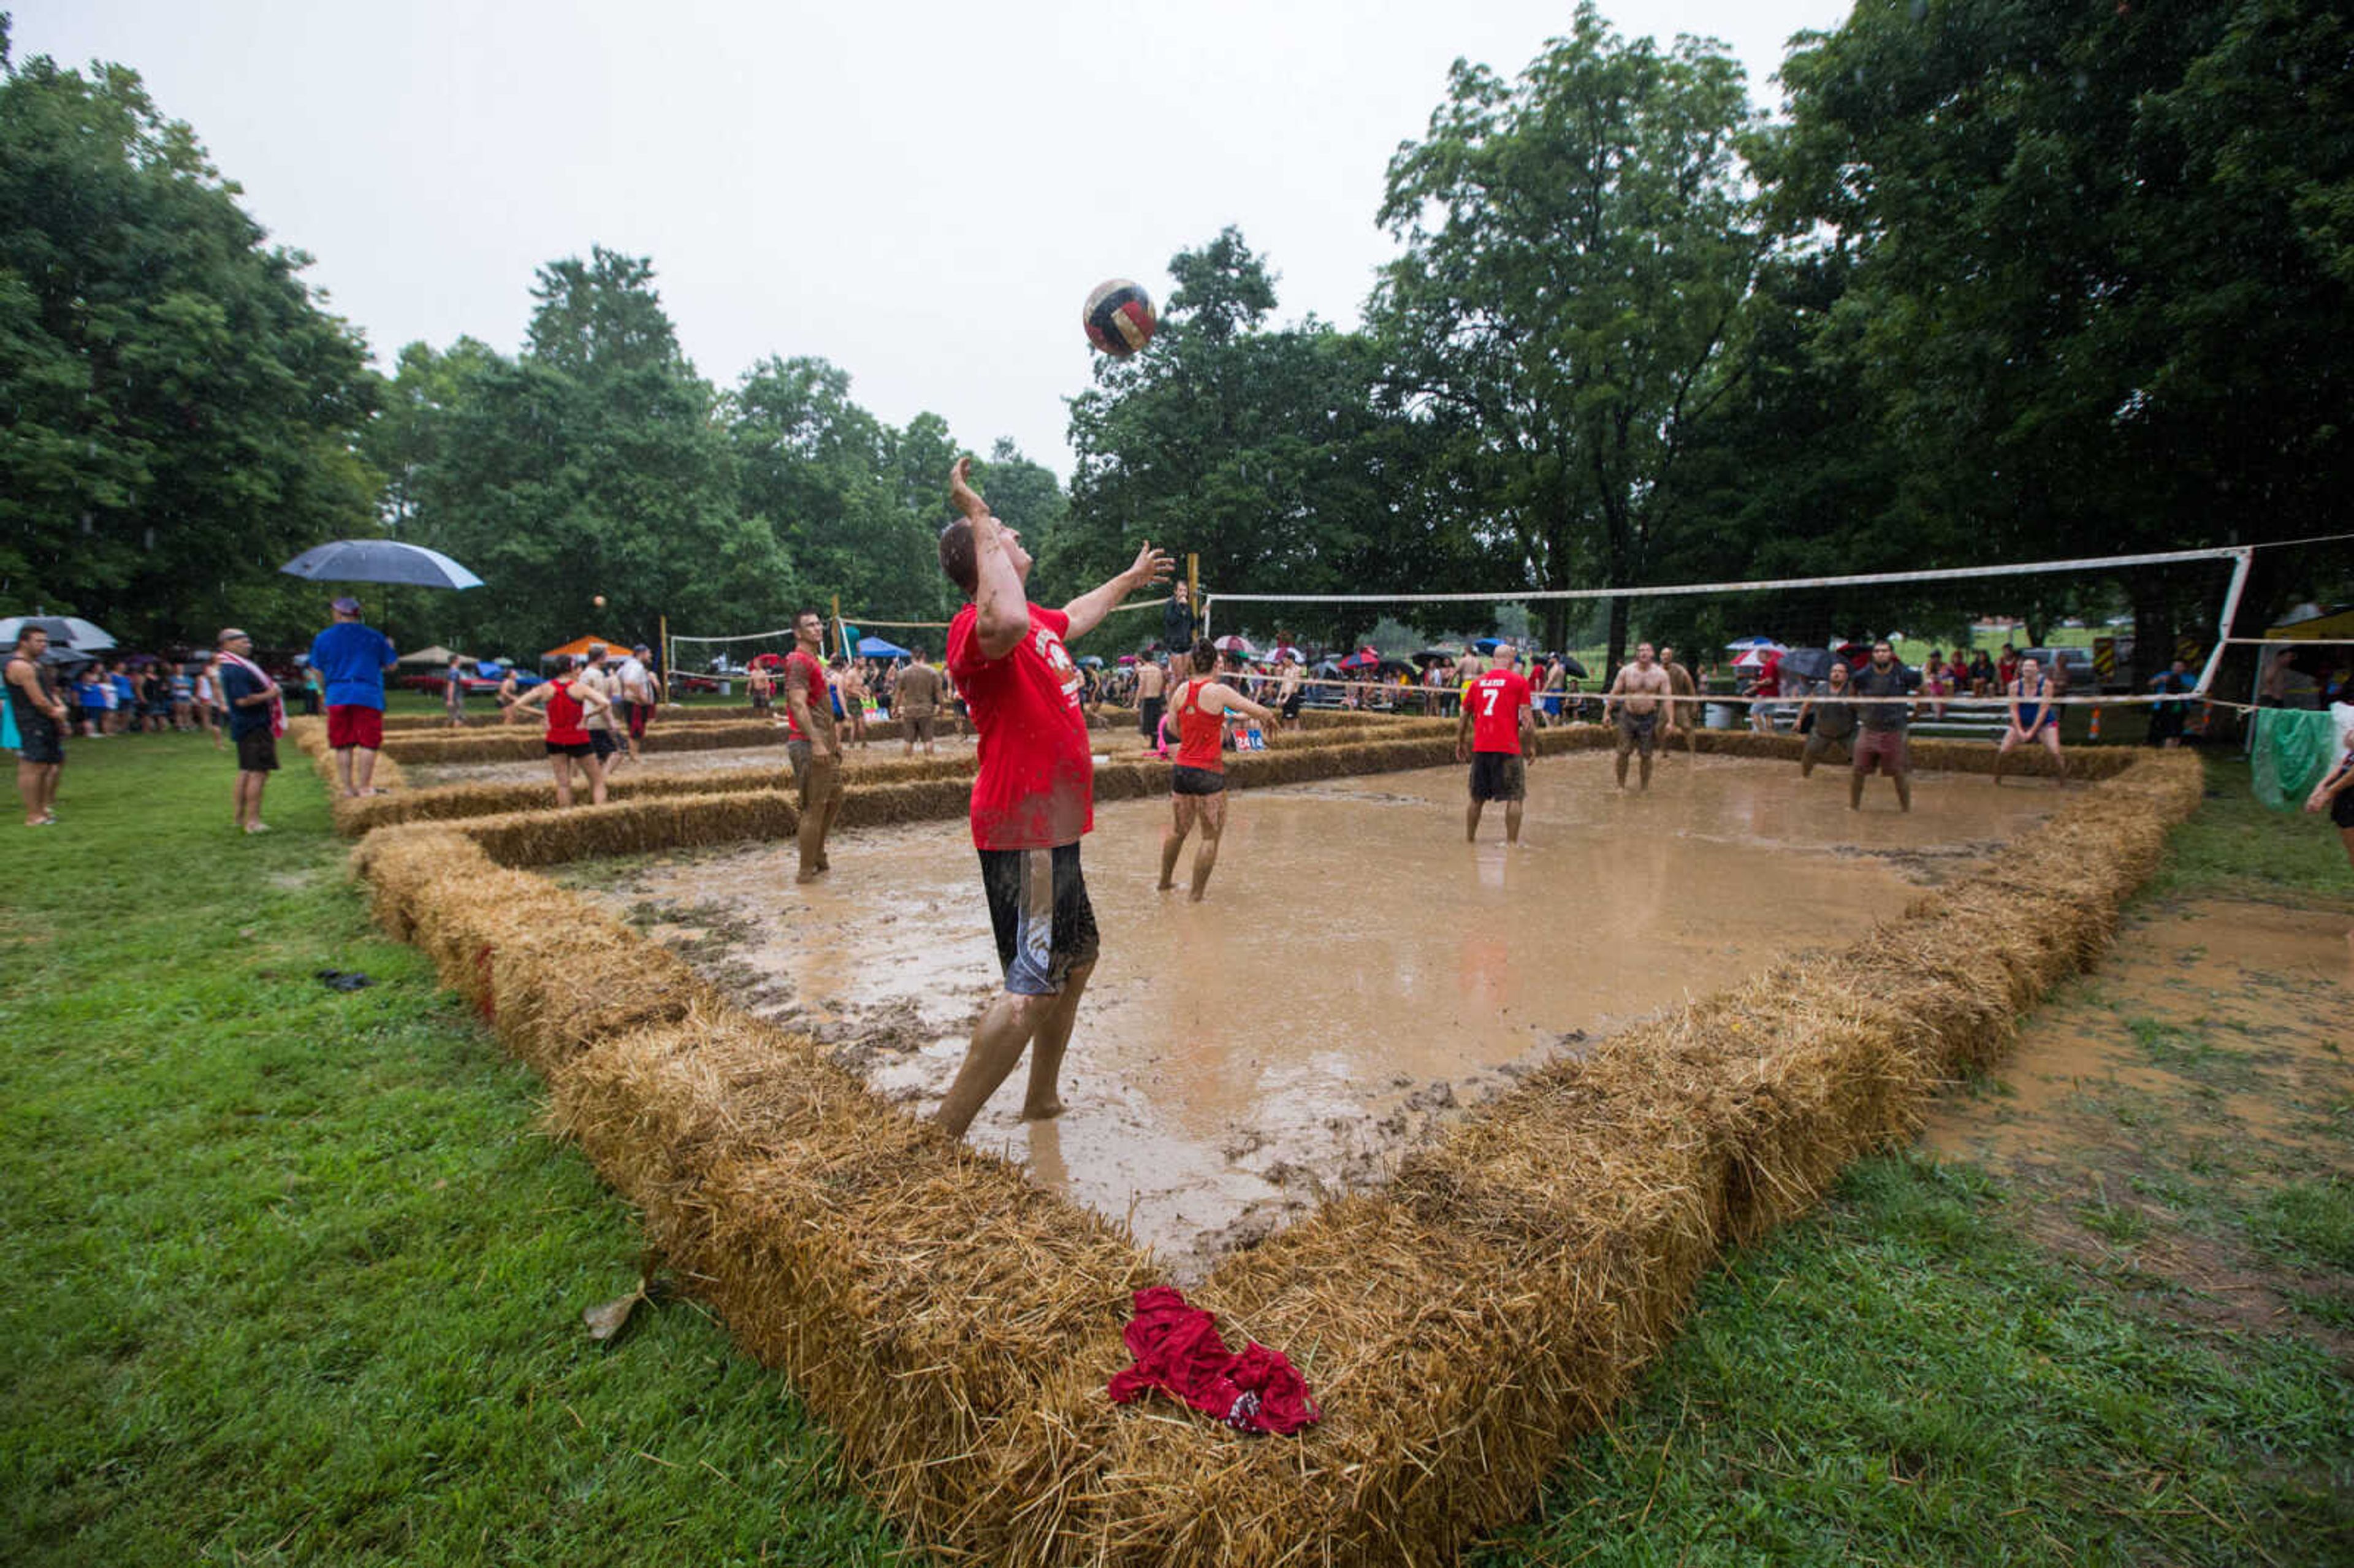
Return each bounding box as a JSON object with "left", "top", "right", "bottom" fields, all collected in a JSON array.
[{"left": 855, "top": 635, "right": 912, "bottom": 660}]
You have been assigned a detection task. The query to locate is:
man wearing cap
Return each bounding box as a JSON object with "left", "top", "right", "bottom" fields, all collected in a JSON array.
[
  {"left": 307, "top": 597, "right": 397, "bottom": 797},
  {"left": 614, "top": 642, "right": 658, "bottom": 763},
  {"left": 215, "top": 628, "right": 286, "bottom": 833}
]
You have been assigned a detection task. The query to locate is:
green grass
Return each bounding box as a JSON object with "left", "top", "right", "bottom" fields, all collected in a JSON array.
[
  {"left": 0, "top": 734, "right": 899, "bottom": 1566},
  {"left": 4, "top": 739, "right": 2348, "bottom": 1564},
  {"left": 1472, "top": 1158, "right": 2353, "bottom": 1567}
]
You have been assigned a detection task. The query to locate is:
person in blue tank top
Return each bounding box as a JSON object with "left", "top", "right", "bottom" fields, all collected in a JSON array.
[{"left": 1994, "top": 654, "right": 2068, "bottom": 786}]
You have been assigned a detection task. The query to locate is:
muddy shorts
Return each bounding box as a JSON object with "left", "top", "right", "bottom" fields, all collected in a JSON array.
[
  {"left": 1468, "top": 750, "right": 1526, "bottom": 803},
  {"left": 588, "top": 728, "right": 617, "bottom": 761},
  {"left": 1280, "top": 691, "right": 1303, "bottom": 720},
  {"left": 1853, "top": 727, "right": 1910, "bottom": 776},
  {"left": 1615, "top": 710, "right": 1658, "bottom": 757},
  {"left": 900, "top": 703, "right": 935, "bottom": 742},
  {"left": 2333, "top": 790, "right": 2354, "bottom": 831},
  {"left": 785, "top": 739, "right": 842, "bottom": 809},
  {"left": 234, "top": 728, "right": 280, "bottom": 772},
  {"left": 751, "top": 691, "right": 771, "bottom": 711},
  {"left": 625, "top": 701, "right": 653, "bottom": 740},
  {"left": 1138, "top": 697, "right": 1164, "bottom": 741},
  {"left": 979, "top": 842, "right": 1099, "bottom": 996},
  {"left": 1171, "top": 763, "right": 1226, "bottom": 796},
  {"left": 1800, "top": 730, "right": 1851, "bottom": 766}
]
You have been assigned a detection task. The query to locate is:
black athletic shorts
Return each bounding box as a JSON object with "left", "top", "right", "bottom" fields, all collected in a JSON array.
[
  {"left": 1469, "top": 750, "right": 1526, "bottom": 803},
  {"left": 1138, "top": 696, "right": 1165, "bottom": 740},
  {"left": 1171, "top": 764, "right": 1226, "bottom": 796},
  {"left": 234, "top": 728, "right": 280, "bottom": 772},
  {"left": 14, "top": 714, "right": 63, "bottom": 766},
  {"left": 546, "top": 740, "right": 593, "bottom": 758},
  {"left": 2333, "top": 788, "right": 2354, "bottom": 831},
  {"left": 1280, "top": 691, "right": 1303, "bottom": 719},
  {"left": 978, "top": 842, "right": 1099, "bottom": 997},
  {"left": 588, "top": 729, "right": 617, "bottom": 760}
]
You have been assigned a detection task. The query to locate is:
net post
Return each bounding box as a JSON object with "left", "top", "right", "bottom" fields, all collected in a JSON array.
[{"left": 658, "top": 612, "right": 669, "bottom": 703}]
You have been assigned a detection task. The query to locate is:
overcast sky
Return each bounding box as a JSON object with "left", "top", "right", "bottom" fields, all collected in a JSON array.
[{"left": 15, "top": 0, "right": 1851, "bottom": 479}]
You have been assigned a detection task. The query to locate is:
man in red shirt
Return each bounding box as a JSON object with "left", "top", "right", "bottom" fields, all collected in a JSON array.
[
  {"left": 781, "top": 608, "right": 843, "bottom": 883},
  {"left": 934, "top": 456, "right": 1171, "bottom": 1139},
  {"left": 1456, "top": 641, "right": 1538, "bottom": 844}
]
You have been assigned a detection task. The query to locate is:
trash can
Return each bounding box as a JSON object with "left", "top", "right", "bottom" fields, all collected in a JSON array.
[{"left": 1704, "top": 702, "right": 1735, "bottom": 730}]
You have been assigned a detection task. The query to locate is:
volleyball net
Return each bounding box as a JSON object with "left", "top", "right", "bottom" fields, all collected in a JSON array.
[{"left": 1194, "top": 544, "right": 2263, "bottom": 714}]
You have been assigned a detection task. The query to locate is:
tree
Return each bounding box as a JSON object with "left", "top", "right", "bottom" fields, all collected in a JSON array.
[
  {"left": 0, "top": 29, "right": 380, "bottom": 644},
  {"left": 1063, "top": 228, "right": 1474, "bottom": 648},
  {"left": 404, "top": 251, "right": 793, "bottom": 655},
  {"left": 1766, "top": 0, "right": 2354, "bottom": 657},
  {"left": 1371, "top": 4, "right": 1763, "bottom": 666}
]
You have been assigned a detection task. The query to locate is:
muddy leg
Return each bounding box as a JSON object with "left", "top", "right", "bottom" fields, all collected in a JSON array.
[
  {"left": 1019, "top": 959, "right": 1094, "bottom": 1120},
  {"left": 936, "top": 992, "right": 1053, "bottom": 1138},
  {"left": 1188, "top": 793, "right": 1227, "bottom": 902}
]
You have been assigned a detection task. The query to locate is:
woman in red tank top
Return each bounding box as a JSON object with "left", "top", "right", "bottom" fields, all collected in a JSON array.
[
  {"left": 1159, "top": 640, "right": 1277, "bottom": 904},
  {"left": 513, "top": 655, "right": 614, "bottom": 807}
]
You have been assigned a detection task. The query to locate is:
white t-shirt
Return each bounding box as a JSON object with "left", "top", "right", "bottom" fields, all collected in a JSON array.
[{"left": 614, "top": 656, "right": 651, "bottom": 703}]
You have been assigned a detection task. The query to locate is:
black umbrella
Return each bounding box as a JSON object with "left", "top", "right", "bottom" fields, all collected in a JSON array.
[
  {"left": 0, "top": 614, "right": 116, "bottom": 652},
  {"left": 1778, "top": 647, "right": 1837, "bottom": 683},
  {"left": 279, "top": 539, "right": 485, "bottom": 589},
  {"left": 1556, "top": 654, "right": 1589, "bottom": 680}
]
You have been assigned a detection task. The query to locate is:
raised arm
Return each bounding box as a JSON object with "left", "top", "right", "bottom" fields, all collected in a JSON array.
[
  {"left": 950, "top": 457, "right": 1034, "bottom": 661},
  {"left": 1061, "top": 538, "right": 1174, "bottom": 644},
  {"left": 1206, "top": 682, "right": 1274, "bottom": 727}
]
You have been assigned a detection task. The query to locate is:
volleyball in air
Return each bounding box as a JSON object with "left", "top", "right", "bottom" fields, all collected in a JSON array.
[
  {"left": 1083, "top": 279, "right": 1157, "bottom": 358},
  {"left": 593, "top": 595, "right": 606, "bottom": 607}
]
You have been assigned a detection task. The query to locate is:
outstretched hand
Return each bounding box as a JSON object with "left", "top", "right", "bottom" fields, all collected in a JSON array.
[
  {"left": 1129, "top": 540, "right": 1175, "bottom": 589},
  {"left": 949, "top": 456, "right": 988, "bottom": 522}
]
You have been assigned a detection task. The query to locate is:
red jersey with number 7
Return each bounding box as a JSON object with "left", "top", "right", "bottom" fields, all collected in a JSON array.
[{"left": 1469, "top": 669, "right": 1533, "bottom": 754}]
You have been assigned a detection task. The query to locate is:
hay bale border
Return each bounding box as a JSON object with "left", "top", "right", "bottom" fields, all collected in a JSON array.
[{"left": 345, "top": 733, "right": 2201, "bottom": 1563}]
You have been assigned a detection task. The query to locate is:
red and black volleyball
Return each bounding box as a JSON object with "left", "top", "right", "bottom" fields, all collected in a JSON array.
[{"left": 1083, "top": 279, "right": 1157, "bottom": 358}]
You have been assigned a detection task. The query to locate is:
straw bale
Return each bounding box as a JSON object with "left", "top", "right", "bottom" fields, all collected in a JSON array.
[{"left": 342, "top": 732, "right": 2201, "bottom": 1564}]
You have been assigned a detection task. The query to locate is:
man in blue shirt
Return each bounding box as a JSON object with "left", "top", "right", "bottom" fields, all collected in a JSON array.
[{"left": 307, "top": 596, "right": 397, "bottom": 797}]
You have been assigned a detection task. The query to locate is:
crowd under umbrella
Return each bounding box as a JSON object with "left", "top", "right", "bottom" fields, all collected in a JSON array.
[{"left": 1213, "top": 634, "right": 1255, "bottom": 656}]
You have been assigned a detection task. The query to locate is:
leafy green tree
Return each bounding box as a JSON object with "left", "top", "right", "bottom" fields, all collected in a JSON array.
[
  {"left": 0, "top": 26, "right": 379, "bottom": 644},
  {"left": 1063, "top": 227, "right": 1474, "bottom": 649},
  {"left": 1766, "top": 0, "right": 2354, "bottom": 655},
  {"left": 1371, "top": 3, "right": 1762, "bottom": 666},
  {"left": 404, "top": 249, "right": 793, "bottom": 657}
]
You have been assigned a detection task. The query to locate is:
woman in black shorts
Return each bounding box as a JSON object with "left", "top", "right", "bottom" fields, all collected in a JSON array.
[
  {"left": 1157, "top": 641, "right": 1276, "bottom": 903},
  {"left": 511, "top": 655, "right": 612, "bottom": 807}
]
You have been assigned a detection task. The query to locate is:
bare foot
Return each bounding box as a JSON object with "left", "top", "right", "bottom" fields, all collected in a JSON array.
[
  {"left": 794, "top": 870, "right": 822, "bottom": 885},
  {"left": 1021, "top": 1097, "right": 1065, "bottom": 1121},
  {"left": 1156, "top": 879, "right": 1175, "bottom": 891}
]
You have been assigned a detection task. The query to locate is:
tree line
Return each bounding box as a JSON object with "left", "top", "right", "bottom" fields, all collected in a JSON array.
[{"left": 4, "top": 4, "right": 2346, "bottom": 672}]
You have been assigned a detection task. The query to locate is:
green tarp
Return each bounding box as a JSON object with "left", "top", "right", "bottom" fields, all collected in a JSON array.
[{"left": 2249, "top": 707, "right": 2339, "bottom": 809}]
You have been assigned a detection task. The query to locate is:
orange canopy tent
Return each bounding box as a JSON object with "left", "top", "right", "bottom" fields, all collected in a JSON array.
[{"left": 542, "top": 634, "right": 629, "bottom": 663}]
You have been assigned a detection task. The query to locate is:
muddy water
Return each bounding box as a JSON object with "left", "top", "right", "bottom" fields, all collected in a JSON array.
[
  {"left": 581, "top": 752, "right": 2054, "bottom": 1277},
  {"left": 411, "top": 732, "right": 978, "bottom": 788}
]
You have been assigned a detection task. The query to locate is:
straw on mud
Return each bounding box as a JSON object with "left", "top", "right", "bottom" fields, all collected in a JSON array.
[{"left": 348, "top": 734, "right": 2202, "bottom": 1565}]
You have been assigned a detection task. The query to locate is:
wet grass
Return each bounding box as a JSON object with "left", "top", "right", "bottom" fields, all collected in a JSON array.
[
  {"left": 0, "top": 734, "right": 901, "bottom": 1566},
  {"left": 6, "top": 740, "right": 2349, "bottom": 1564}
]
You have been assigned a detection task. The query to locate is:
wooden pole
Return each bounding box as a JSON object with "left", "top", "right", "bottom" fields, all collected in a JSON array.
[
  {"left": 1188, "top": 553, "right": 1202, "bottom": 641},
  {"left": 658, "top": 612, "right": 669, "bottom": 702},
  {"left": 831, "top": 593, "right": 844, "bottom": 661}
]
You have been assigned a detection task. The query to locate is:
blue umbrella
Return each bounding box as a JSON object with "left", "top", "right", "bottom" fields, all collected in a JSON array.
[
  {"left": 279, "top": 539, "right": 484, "bottom": 589},
  {"left": 855, "top": 635, "right": 912, "bottom": 659}
]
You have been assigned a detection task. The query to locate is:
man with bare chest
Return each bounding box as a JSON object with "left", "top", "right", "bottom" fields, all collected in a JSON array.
[
  {"left": 1134, "top": 657, "right": 1168, "bottom": 750},
  {"left": 1607, "top": 642, "right": 1672, "bottom": 792}
]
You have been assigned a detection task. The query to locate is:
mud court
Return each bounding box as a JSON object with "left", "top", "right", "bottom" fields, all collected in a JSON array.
[{"left": 573, "top": 752, "right": 2058, "bottom": 1276}]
